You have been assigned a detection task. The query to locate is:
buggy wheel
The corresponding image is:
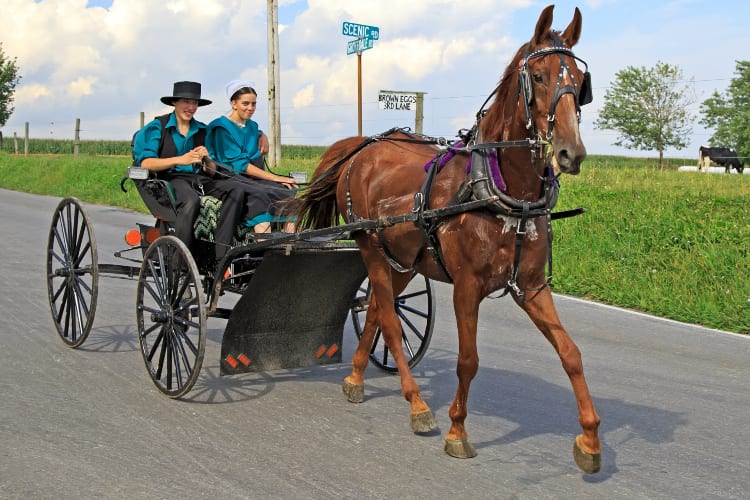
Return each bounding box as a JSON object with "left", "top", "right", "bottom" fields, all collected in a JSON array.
[
  {"left": 136, "top": 236, "right": 206, "bottom": 398},
  {"left": 351, "top": 274, "right": 435, "bottom": 372},
  {"left": 46, "top": 197, "right": 98, "bottom": 348}
]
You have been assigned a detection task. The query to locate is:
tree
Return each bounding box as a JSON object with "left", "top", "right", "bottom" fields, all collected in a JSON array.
[
  {"left": 0, "top": 42, "right": 22, "bottom": 128},
  {"left": 699, "top": 60, "right": 750, "bottom": 161},
  {"left": 594, "top": 61, "right": 695, "bottom": 168}
]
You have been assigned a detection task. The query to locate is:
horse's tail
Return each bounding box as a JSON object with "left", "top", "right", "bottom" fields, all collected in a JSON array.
[{"left": 294, "top": 136, "right": 371, "bottom": 230}]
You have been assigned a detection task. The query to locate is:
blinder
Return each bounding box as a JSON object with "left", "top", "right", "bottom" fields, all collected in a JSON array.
[
  {"left": 578, "top": 71, "right": 593, "bottom": 106},
  {"left": 519, "top": 45, "right": 593, "bottom": 109}
]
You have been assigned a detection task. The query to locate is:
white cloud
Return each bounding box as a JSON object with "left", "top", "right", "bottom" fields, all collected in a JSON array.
[{"left": 1, "top": 0, "right": 748, "bottom": 157}]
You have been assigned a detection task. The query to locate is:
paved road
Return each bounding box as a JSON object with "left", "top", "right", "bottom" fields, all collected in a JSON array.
[{"left": 1, "top": 188, "right": 748, "bottom": 499}]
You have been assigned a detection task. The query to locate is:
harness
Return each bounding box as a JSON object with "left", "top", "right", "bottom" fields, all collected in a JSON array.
[{"left": 337, "top": 39, "right": 591, "bottom": 300}]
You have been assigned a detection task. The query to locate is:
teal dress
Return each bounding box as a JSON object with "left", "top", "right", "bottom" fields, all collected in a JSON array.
[{"left": 207, "top": 116, "right": 293, "bottom": 226}]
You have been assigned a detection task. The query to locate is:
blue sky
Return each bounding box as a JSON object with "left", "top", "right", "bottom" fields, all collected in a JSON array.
[{"left": 5, "top": 0, "right": 750, "bottom": 158}]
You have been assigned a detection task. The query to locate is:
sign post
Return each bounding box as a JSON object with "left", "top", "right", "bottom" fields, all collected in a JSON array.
[{"left": 342, "top": 22, "right": 379, "bottom": 136}]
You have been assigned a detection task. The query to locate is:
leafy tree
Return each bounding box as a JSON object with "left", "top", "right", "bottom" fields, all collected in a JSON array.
[
  {"left": 699, "top": 60, "right": 750, "bottom": 160},
  {"left": 0, "top": 42, "right": 22, "bottom": 128},
  {"left": 594, "top": 61, "right": 695, "bottom": 168}
]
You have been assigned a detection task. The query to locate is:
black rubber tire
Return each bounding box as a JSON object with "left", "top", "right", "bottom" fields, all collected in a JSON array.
[
  {"left": 351, "top": 274, "right": 435, "bottom": 372},
  {"left": 46, "top": 197, "right": 99, "bottom": 348},
  {"left": 136, "top": 236, "right": 206, "bottom": 398}
]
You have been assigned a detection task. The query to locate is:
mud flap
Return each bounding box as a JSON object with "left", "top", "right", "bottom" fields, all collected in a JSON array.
[{"left": 221, "top": 247, "right": 367, "bottom": 374}]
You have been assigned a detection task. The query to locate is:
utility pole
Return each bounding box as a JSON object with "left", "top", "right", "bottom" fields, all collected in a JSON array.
[{"left": 267, "top": 0, "right": 281, "bottom": 168}]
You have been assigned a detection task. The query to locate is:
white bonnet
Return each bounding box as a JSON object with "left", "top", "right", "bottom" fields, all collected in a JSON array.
[{"left": 225, "top": 79, "right": 256, "bottom": 100}]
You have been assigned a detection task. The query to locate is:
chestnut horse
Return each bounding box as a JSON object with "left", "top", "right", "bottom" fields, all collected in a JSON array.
[{"left": 295, "top": 5, "right": 601, "bottom": 473}]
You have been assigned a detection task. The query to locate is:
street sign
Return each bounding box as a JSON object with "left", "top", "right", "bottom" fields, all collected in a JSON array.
[
  {"left": 346, "top": 37, "right": 374, "bottom": 55},
  {"left": 342, "top": 22, "right": 380, "bottom": 40}
]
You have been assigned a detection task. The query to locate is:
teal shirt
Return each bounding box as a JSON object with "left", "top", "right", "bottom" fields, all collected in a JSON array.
[
  {"left": 207, "top": 115, "right": 262, "bottom": 174},
  {"left": 133, "top": 113, "right": 207, "bottom": 173}
]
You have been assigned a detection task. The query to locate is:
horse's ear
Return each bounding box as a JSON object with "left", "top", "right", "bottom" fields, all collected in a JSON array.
[
  {"left": 532, "top": 5, "right": 555, "bottom": 46},
  {"left": 560, "top": 7, "right": 583, "bottom": 48}
]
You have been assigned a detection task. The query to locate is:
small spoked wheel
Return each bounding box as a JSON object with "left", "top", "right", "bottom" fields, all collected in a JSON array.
[
  {"left": 351, "top": 274, "right": 435, "bottom": 372},
  {"left": 46, "top": 197, "right": 99, "bottom": 348},
  {"left": 136, "top": 236, "right": 206, "bottom": 398}
]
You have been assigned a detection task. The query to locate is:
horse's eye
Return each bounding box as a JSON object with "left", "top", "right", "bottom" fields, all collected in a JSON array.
[{"left": 533, "top": 73, "right": 544, "bottom": 83}]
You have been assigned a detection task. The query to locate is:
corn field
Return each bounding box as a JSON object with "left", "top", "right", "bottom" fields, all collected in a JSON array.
[{"left": 0, "top": 138, "right": 327, "bottom": 160}]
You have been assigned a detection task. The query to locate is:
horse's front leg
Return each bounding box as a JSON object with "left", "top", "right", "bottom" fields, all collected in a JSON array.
[
  {"left": 443, "top": 285, "right": 481, "bottom": 458},
  {"left": 517, "top": 287, "right": 602, "bottom": 473}
]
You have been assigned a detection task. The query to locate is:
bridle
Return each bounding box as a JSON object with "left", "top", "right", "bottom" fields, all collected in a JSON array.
[{"left": 517, "top": 36, "right": 592, "bottom": 140}]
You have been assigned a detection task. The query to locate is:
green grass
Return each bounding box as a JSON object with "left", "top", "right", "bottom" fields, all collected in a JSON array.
[
  {"left": 553, "top": 163, "right": 749, "bottom": 334},
  {"left": 1, "top": 148, "right": 747, "bottom": 334}
]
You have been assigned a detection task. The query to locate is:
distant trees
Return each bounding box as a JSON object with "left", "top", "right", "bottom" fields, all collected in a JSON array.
[
  {"left": 0, "top": 42, "right": 22, "bottom": 129},
  {"left": 594, "top": 61, "right": 695, "bottom": 168},
  {"left": 699, "top": 60, "right": 750, "bottom": 161}
]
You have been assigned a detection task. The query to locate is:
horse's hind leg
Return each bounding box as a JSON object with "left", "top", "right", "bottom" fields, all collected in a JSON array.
[
  {"left": 345, "top": 248, "right": 436, "bottom": 432},
  {"left": 517, "top": 288, "right": 602, "bottom": 473},
  {"left": 342, "top": 291, "right": 379, "bottom": 404}
]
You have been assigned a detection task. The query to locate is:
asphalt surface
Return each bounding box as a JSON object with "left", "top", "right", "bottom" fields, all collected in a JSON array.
[{"left": 1, "top": 188, "right": 748, "bottom": 499}]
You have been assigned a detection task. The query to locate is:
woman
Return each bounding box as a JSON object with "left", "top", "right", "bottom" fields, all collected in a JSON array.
[{"left": 207, "top": 80, "right": 296, "bottom": 233}]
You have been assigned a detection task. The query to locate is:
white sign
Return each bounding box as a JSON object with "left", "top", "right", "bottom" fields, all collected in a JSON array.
[{"left": 378, "top": 91, "right": 418, "bottom": 111}]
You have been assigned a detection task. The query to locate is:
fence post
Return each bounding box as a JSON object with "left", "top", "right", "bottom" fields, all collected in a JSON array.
[
  {"left": 24, "top": 122, "right": 29, "bottom": 156},
  {"left": 13, "top": 132, "right": 18, "bottom": 154},
  {"left": 74, "top": 118, "right": 81, "bottom": 156},
  {"left": 415, "top": 92, "right": 425, "bottom": 134}
]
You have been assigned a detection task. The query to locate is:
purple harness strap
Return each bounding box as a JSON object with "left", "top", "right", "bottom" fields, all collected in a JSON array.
[{"left": 424, "top": 142, "right": 507, "bottom": 193}]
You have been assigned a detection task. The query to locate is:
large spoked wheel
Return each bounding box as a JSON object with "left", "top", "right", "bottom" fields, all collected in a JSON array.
[
  {"left": 136, "top": 236, "right": 206, "bottom": 398},
  {"left": 351, "top": 274, "right": 435, "bottom": 372},
  {"left": 46, "top": 197, "right": 99, "bottom": 348}
]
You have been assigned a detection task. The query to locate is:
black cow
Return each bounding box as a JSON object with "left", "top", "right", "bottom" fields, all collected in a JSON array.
[{"left": 698, "top": 146, "right": 745, "bottom": 173}]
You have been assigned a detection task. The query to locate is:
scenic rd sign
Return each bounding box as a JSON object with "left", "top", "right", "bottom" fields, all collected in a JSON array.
[{"left": 342, "top": 22, "right": 380, "bottom": 40}]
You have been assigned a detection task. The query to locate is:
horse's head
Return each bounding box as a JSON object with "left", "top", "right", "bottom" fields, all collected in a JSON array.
[{"left": 482, "top": 5, "right": 591, "bottom": 176}]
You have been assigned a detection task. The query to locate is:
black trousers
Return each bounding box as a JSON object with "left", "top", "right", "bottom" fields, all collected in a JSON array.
[{"left": 163, "top": 172, "right": 244, "bottom": 258}]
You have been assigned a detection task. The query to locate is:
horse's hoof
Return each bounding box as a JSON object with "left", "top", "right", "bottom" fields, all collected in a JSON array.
[
  {"left": 444, "top": 437, "right": 477, "bottom": 459},
  {"left": 410, "top": 410, "right": 437, "bottom": 433},
  {"left": 573, "top": 438, "right": 601, "bottom": 474},
  {"left": 342, "top": 379, "right": 364, "bottom": 403}
]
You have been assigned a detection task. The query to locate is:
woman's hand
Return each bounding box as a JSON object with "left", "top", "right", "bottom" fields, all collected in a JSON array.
[
  {"left": 277, "top": 175, "right": 298, "bottom": 190},
  {"left": 258, "top": 133, "right": 270, "bottom": 155}
]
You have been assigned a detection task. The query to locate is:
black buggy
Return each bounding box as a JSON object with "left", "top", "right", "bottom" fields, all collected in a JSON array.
[{"left": 45, "top": 164, "right": 435, "bottom": 398}]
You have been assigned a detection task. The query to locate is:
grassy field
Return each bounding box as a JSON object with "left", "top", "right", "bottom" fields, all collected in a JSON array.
[{"left": 1, "top": 148, "right": 748, "bottom": 334}]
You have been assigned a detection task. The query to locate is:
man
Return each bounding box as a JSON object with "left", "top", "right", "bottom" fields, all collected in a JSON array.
[{"left": 132, "top": 81, "right": 244, "bottom": 258}]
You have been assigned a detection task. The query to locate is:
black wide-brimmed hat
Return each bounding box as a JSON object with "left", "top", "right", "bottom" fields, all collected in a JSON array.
[{"left": 161, "top": 81, "right": 212, "bottom": 106}]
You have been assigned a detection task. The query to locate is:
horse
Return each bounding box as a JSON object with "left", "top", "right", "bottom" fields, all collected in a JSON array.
[{"left": 294, "top": 5, "right": 601, "bottom": 473}]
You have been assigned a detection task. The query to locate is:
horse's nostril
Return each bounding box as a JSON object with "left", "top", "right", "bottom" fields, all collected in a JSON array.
[{"left": 557, "top": 150, "right": 571, "bottom": 167}]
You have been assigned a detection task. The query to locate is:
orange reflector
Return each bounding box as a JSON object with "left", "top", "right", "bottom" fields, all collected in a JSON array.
[
  {"left": 327, "top": 344, "right": 339, "bottom": 358},
  {"left": 225, "top": 355, "right": 238, "bottom": 369},
  {"left": 125, "top": 229, "right": 141, "bottom": 247},
  {"left": 145, "top": 228, "right": 161, "bottom": 244},
  {"left": 224, "top": 268, "right": 231, "bottom": 279},
  {"left": 315, "top": 345, "right": 327, "bottom": 358},
  {"left": 237, "top": 353, "right": 251, "bottom": 366}
]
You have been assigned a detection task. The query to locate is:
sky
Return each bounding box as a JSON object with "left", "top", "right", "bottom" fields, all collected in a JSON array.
[{"left": 1, "top": 0, "right": 749, "bottom": 158}]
